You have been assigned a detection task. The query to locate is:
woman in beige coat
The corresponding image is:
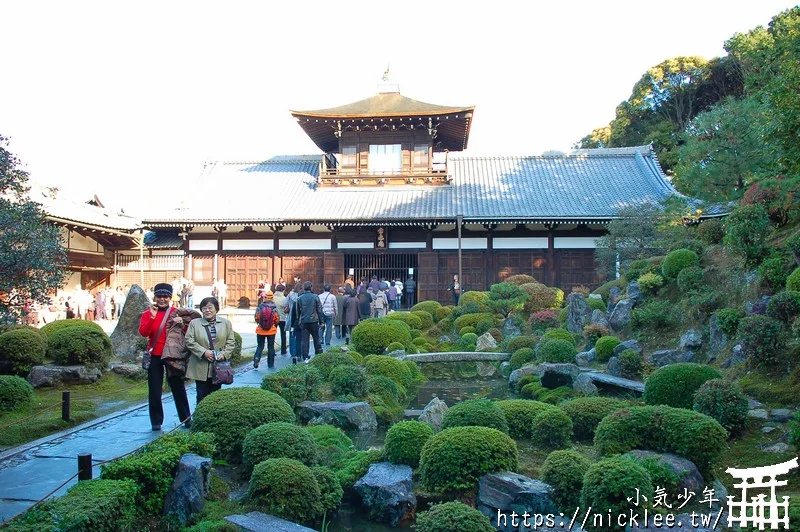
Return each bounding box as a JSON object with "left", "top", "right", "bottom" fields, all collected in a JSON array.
[{"left": 185, "top": 296, "right": 236, "bottom": 403}]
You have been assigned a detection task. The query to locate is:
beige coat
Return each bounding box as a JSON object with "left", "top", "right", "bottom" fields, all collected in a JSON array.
[{"left": 185, "top": 316, "right": 236, "bottom": 381}]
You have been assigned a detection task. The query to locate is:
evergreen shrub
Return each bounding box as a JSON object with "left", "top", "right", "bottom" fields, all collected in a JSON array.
[
  {"left": 637, "top": 272, "right": 665, "bottom": 294},
  {"left": 368, "top": 374, "right": 405, "bottom": 403},
  {"left": 587, "top": 297, "right": 607, "bottom": 311},
  {"left": 594, "top": 336, "right": 621, "bottom": 362},
  {"left": 453, "top": 313, "right": 494, "bottom": 332},
  {"left": 412, "top": 310, "right": 434, "bottom": 330},
  {"left": 260, "top": 364, "right": 323, "bottom": 407},
  {"left": 496, "top": 399, "right": 558, "bottom": 439},
  {"left": 460, "top": 332, "right": 479, "bottom": 350},
  {"left": 457, "top": 291, "right": 490, "bottom": 306},
  {"left": 311, "top": 466, "right": 343, "bottom": 515},
  {"left": 767, "top": 291, "right": 800, "bottom": 324},
  {"left": 409, "top": 329, "right": 422, "bottom": 339},
  {"left": 676, "top": 266, "right": 706, "bottom": 293},
  {"left": 581, "top": 456, "right": 653, "bottom": 527},
  {"left": 559, "top": 397, "right": 628, "bottom": 441},
  {"left": 351, "top": 318, "right": 412, "bottom": 355},
  {"left": 242, "top": 422, "right": 318, "bottom": 475},
  {"left": 40, "top": 319, "right": 104, "bottom": 339},
  {"left": 510, "top": 348, "right": 535, "bottom": 370},
  {"left": 306, "top": 424, "right": 352, "bottom": 469},
  {"left": 788, "top": 268, "right": 800, "bottom": 291},
  {"left": 693, "top": 379, "right": 748, "bottom": 434},
  {"left": 231, "top": 331, "right": 243, "bottom": 365},
  {"left": 531, "top": 408, "right": 572, "bottom": 448},
  {"left": 630, "top": 300, "right": 676, "bottom": 329},
  {"left": 385, "top": 312, "right": 423, "bottom": 330},
  {"left": 661, "top": 249, "right": 699, "bottom": 281},
  {"left": 475, "top": 318, "right": 494, "bottom": 335},
  {"left": 625, "top": 259, "right": 657, "bottom": 283},
  {"left": 738, "top": 315, "right": 785, "bottom": 368},
  {"left": 538, "top": 339, "right": 576, "bottom": 364},
  {"left": 415, "top": 501, "right": 495, "bottom": 532},
  {"left": 504, "top": 335, "right": 539, "bottom": 352},
  {"left": 364, "top": 355, "right": 413, "bottom": 387},
  {"left": 644, "top": 363, "right": 722, "bottom": 409},
  {"left": 47, "top": 326, "right": 113, "bottom": 366},
  {"left": 724, "top": 203, "right": 771, "bottom": 266},
  {"left": 0, "top": 374, "right": 33, "bottom": 410},
  {"left": 384, "top": 420, "right": 434, "bottom": 467},
  {"left": 714, "top": 308, "right": 742, "bottom": 337},
  {"left": 696, "top": 218, "right": 724, "bottom": 244},
  {"left": 308, "top": 350, "right": 357, "bottom": 378},
  {"left": 541, "top": 328, "right": 576, "bottom": 346},
  {"left": 459, "top": 326, "right": 477, "bottom": 337},
  {"left": 541, "top": 450, "right": 591, "bottom": 511},
  {"left": 335, "top": 449, "right": 382, "bottom": 490},
  {"left": 247, "top": 458, "right": 324, "bottom": 524},
  {"left": 441, "top": 398, "right": 509, "bottom": 433},
  {"left": 529, "top": 310, "right": 560, "bottom": 332},
  {"left": 385, "top": 341, "right": 406, "bottom": 353},
  {"left": 504, "top": 274, "right": 537, "bottom": 285},
  {"left": 759, "top": 255, "right": 791, "bottom": 292},
  {"left": 619, "top": 349, "right": 643, "bottom": 380},
  {"left": 582, "top": 324, "right": 609, "bottom": 347},
  {"left": 0, "top": 328, "right": 46, "bottom": 376},
  {"left": 411, "top": 301, "right": 442, "bottom": 315},
  {"left": 329, "top": 365, "right": 368, "bottom": 398},
  {"left": 435, "top": 306, "right": 452, "bottom": 322}
]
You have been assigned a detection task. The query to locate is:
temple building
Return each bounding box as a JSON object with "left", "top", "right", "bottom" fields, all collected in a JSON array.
[{"left": 141, "top": 84, "right": 683, "bottom": 305}]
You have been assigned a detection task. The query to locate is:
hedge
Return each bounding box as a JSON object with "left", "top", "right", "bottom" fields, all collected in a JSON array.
[
  {"left": 247, "top": 458, "right": 324, "bottom": 524},
  {"left": 538, "top": 338, "right": 576, "bottom": 364},
  {"left": 0, "top": 328, "right": 47, "bottom": 376},
  {"left": 0, "top": 375, "right": 34, "bottom": 410},
  {"left": 351, "top": 318, "right": 412, "bottom": 355},
  {"left": 47, "top": 326, "right": 113, "bottom": 366},
  {"left": 384, "top": 420, "right": 435, "bottom": 468}
]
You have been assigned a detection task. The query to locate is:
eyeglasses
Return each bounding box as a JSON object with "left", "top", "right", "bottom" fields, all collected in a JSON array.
[{"left": 201, "top": 305, "right": 216, "bottom": 311}]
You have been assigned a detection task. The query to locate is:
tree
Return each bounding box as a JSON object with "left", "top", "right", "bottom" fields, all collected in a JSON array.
[
  {"left": 594, "top": 203, "right": 668, "bottom": 279},
  {"left": 0, "top": 135, "right": 69, "bottom": 323},
  {"left": 485, "top": 282, "right": 528, "bottom": 318}
]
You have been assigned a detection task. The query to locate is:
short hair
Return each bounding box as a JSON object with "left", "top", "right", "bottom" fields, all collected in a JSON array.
[
  {"left": 371, "top": 275, "right": 377, "bottom": 280},
  {"left": 199, "top": 297, "right": 219, "bottom": 311},
  {"left": 303, "top": 281, "right": 313, "bottom": 290},
  {"left": 324, "top": 284, "right": 331, "bottom": 292}
]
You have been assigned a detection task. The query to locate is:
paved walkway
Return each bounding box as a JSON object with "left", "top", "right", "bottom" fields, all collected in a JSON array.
[{"left": 0, "top": 322, "right": 348, "bottom": 523}]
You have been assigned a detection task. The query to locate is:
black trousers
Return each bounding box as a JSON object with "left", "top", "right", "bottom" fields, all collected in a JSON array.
[
  {"left": 277, "top": 321, "right": 287, "bottom": 354},
  {"left": 196, "top": 379, "right": 221, "bottom": 404},
  {"left": 148, "top": 356, "right": 191, "bottom": 427},
  {"left": 300, "top": 322, "right": 322, "bottom": 360},
  {"left": 405, "top": 292, "right": 415, "bottom": 308},
  {"left": 255, "top": 334, "right": 276, "bottom": 368}
]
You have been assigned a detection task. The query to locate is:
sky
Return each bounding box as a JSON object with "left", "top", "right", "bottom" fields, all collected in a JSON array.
[{"left": 1, "top": 1, "right": 797, "bottom": 212}]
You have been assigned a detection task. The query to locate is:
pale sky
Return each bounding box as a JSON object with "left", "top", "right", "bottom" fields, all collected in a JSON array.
[{"left": 1, "top": 1, "right": 796, "bottom": 213}]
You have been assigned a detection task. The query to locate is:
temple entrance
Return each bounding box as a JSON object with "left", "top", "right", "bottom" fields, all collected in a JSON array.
[{"left": 344, "top": 252, "right": 418, "bottom": 286}]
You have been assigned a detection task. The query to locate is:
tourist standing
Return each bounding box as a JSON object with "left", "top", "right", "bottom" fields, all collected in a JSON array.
[
  {"left": 273, "top": 287, "right": 288, "bottom": 355},
  {"left": 342, "top": 289, "right": 359, "bottom": 344},
  {"left": 449, "top": 274, "right": 461, "bottom": 305},
  {"left": 405, "top": 275, "right": 416, "bottom": 308},
  {"left": 318, "top": 284, "right": 337, "bottom": 346},
  {"left": 185, "top": 297, "right": 236, "bottom": 403},
  {"left": 253, "top": 292, "right": 279, "bottom": 369},
  {"left": 334, "top": 286, "right": 345, "bottom": 339},
  {"left": 296, "top": 281, "right": 323, "bottom": 362}
]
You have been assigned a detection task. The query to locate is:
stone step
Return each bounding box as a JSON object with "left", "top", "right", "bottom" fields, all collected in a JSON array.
[
  {"left": 584, "top": 372, "right": 645, "bottom": 393},
  {"left": 403, "top": 410, "right": 424, "bottom": 419},
  {"left": 225, "top": 511, "right": 316, "bottom": 531}
]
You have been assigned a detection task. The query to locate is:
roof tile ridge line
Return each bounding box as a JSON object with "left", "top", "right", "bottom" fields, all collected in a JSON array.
[{"left": 633, "top": 150, "right": 679, "bottom": 195}]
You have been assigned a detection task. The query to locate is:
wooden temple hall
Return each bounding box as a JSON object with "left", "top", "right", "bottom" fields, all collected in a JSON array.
[{"left": 143, "top": 84, "right": 680, "bottom": 305}]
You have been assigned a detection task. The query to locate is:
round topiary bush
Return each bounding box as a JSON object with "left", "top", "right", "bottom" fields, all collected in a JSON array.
[
  {"left": 541, "top": 450, "right": 591, "bottom": 511},
  {"left": 368, "top": 374, "right": 405, "bottom": 403},
  {"left": 457, "top": 291, "right": 490, "bottom": 307},
  {"left": 305, "top": 424, "right": 352, "bottom": 451},
  {"left": 260, "top": 364, "right": 323, "bottom": 408},
  {"left": 594, "top": 335, "right": 621, "bottom": 363},
  {"left": 384, "top": 420, "right": 434, "bottom": 467},
  {"left": 510, "top": 348, "right": 535, "bottom": 370},
  {"left": 47, "top": 326, "right": 113, "bottom": 367},
  {"left": 661, "top": 248, "right": 699, "bottom": 281},
  {"left": 787, "top": 268, "right": 800, "bottom": 291},
  {"left": 459, "top": 326, "right": 477, "bottom": 337},
  {"left": 677, "top": 266, "right": 706, "bottom": 293},
  {"left": 521, "top": 282, "right": 561, "bottom": 313},
  {"left": 329, "top": 365, "right": 368, "bottom": 398},
  {"left": 384, "top": 341, "right": 406, "bottom": 354},
  {"left": 538, "top": 339, "right": 576, "bottom": 364},
  {"left": 714, "top": 308, "right": 742, "bottom": 337},
  {"left": 637, "top": 272, "right": 665, "bottom": 294},
  {"left": 247, "top": 458, "right": 323, "bottom": 524},
  {"left": 351, "top": 318, "right": 412, "bottom": 356},
  {"left": 737, "top": 314, "right": 785, "bottom": 368},
  {"left": 559, "top": 397, "right": 628, "bottom": 441},
  {"left": 767, "top": 290, "right": 800, "bottom": 324},
  {"left": 419, "top": 426, "right": 518, "bottom": 493},
  {"left": 587, "top": 298, "right": 607, "bottom": 311},
  {"left": 693, "top": 379, "right": 748, "bottom": 435},
  {"left": 308, "top": 350, "right": 357, "bottom": 378},
  {"left": 504, "top": 335, "right": 539, "bottom": 352},
  {"left": 441, "top": 398, "right": 509, "bottom": 434},
  {"left": 453, "top": 313, "right": 494, "bottom": 333},
  {"left": 242, "top": 422, "right": 318, "bottom": 474},
  {"left": 581, "top": 456, "right": 653, "bottom": 524},
  {"left": 411, "top": 311, "right": 434, "bottom": 330},
  {"left": 697, "top": 218, "right": 724, "bottom": 244},
  {"left": 311, "top": 466, "right": 343, "bottom": 515},
  {"left": 0, "top": 374, "right": 34, "bottom": 410},
  {"left": 192, "top": 388, "right": 295, "bottom": 461},
  {"left": 531, "top": 408, "right": 572, "bottom": 448},
  {"left": 619, "top": 349, "right": 643, "bottom": 380},
  {"left": 411, "top": 301, "right": 442, "bottom": 315},
  {"left": 504, "top": 274, "right": 537, "bottom": 286},
  {"left": 415, "top": 501, "right": 495, "bottom": 532},
  {"left": 0, "top": 328, "right": 46, "bottom": 376},
  {"left": 364, "top": 355, "right": 413, "bottom": 388},
  {"left": 412, "top": 336, "right": 427, "bottom": 347},
  {"left": 541, "top": 328, "right": 576, "bottom": 347},
  {"left": 385, "top": 312, "right": 423, "bottom": 330},
  {"left": 40, "top": 319, "right": 104, "bottom": 340},
  {"left": 644, "top": 363, "right": 722, "bottom": 409},
  {"left": 496, "top": 399, "right": 558, "bottom": 440},
  {"left": 435, "top": 306, "right": 452, "bottom": 322},
  {"left": 459, "top": 332, "right": 479, "bottom": 350},
  {"left": 475, "top": 318, "right": 494, "bottom": 336}
]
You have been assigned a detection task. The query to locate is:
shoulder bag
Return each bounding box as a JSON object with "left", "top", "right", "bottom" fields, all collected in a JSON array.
[
  {"left": 142, "top": 309, "right": 171, "bottom": 370},
  {"left": 204, "top": 324, "right": 234, "bottom": 385}
]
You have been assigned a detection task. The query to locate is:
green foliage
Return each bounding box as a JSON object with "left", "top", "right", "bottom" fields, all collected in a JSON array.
[
  {"left": 693, "top": 379, "right": 748, "bottom": 435},
  {"left": 46, "top": 326, "right": 112, "bottom": 367},
  {"left": 384, "top": 420, "right": 434, "bottom": 468},
  {"left": 520, "top": 382, "right": 577, "bottom": 404},
  {"left": 475, "top": 318, "right": 494, "bottom": 336},
  {"left": 441, "top": 398, "right": 509, "bottom": 434},
  {"left": 411, "top": 300, "right": 442, "bottom": 315},
  {"left": 40, "top": 319, "right": 104, "bottom": 339},
  {"left": 368, "top": 374, "right": 405, "bottom": 403},
  {"left": 581, "top": 456, "right": 653, "bottom": 527},
  {"left": 661, "top": 248, "right": 699, "bottom": 281},
  {"left": 419, "top": 426, "right": 518, "bottom": 493},
  {"left": 741, "top": 176, "right": 800, "bottom": 227},
  {"left": 0, "top": 328, "right": 46, "bottom": 376},
  {"left": 242, "top": 422, "right": 318, "bottom": 475},
  {"left": 538, "top": 339, "right": 576, "bottom": 364},
  {"left": 759, "top": 254, "right": 792, "bottom": 292},
  {"left": 625, "top": 259, "right": 658, "bottom": 283},
  {"left": 192, "top": 388, "right": 294, "bottom": 461},
  {"left": 529, "top": 310, "right": 560, "bottom": 333},
  {"left": 715, "top": 308, "right": 743, "bottom": 336},
  {"left": 767, "top": 290, "right": 800, "bottom": 323},
  {"left": 311, "top": 466, "right": 343, "bottom": 515},
  {"left": 415, "top": 501, "right": 495, "bottom": 532},
  {"left": 619, "top": 349, "right": 643, "bottom": 380},
  {"left": 486, "top": 282, "right": 529, "bottom": 317},
  {"left": 450, "top": 302, "right": 482, "bottom": 321},
  {"left": 504, "top": 335, "right": 539, "bottom": 352},
  {"left": 541, "top": 328, "right": 576, "bottom": 346},
  {"left": 403, "top": 359, "right": 423, "bottom": 381},
  {"left": 637, "top": 272, "right": 665, "bottom": 294},
  {"left": 510, "top": 348, "right": 535, "bottom": 370},
  {"left": 595, "top": 204, "right": 667, "bottom": 280},
  {"left": 587, "top": 298, "right": 606, "bottom": 311},
  {"left": 496, "top": 399, "right": 558, "bottom": 440},
  {"left": 247, "top": 458, "right": 323, "bottom": 524},
  {"left": 385, "top": 312, "right": 423, "bottom": 330},
  {"left": 644, "top": 363, "right": 722, "bottom": 409},
  {"left": 630, "top": 300, "right": 677, "bottom": 329},
  {"left": 384, "top": 341, "right": 406, "bottom": 353},
  {"left": 582, "top": 323, "right": 609, "bottom": 347},
  {"left": 459, "top": 332, "right": 479, "bottom": 350},
  {"left": 351, "top": 318, "right": 412, "bottom": 355},
  {"left": 594, "top": 405, "right": 727, "bottom": 473},
  {"left": 459, "top": 326, "right": 477, "bottom": 337},
  {"left": 335, "top": 449, "right": 382, "bottom": 490},
  {"left": 435, "top": 306, "right": 453, "bottom": 322},
  {"left": 364, "top": 355, "right": 413, "bottom": 388},
  {"left": 788, "top": 268, "right": 800, "bottom": 291},
  {"left": 541, "top": 450, "right": 591, "bottom": 511},
  {"left": 738, "top": 314, "right": 786, "bottom": 368},
  {"left": 231, "top": 331, "right": 242, "bottom": 365},
  {"left": 260, "top": 364, "right": 323, "bottom": 408},
  {"left": 627, "top": 454, "right": 683, "bottom": 498},
  {"left": 329, "top": 365, "right": 368, "bottom": 398},
  {"left": 531, "top": 408, "right": 572, "bottom": 449},
  {"left": 308, "top": 350, "right": 357, "bottom": 378},
  {"left": 788, "top": 410, "right": 800, "bottom": 449},
  {"left": 676, "top": 266, "right": 706, "bottom": 293},
  {"left": 453, "top": 312, "right": 494, "bottom": 332},
  {"left": 0, "top": 374, "right": 33, "bottom": 410},
  {"left": 411, "top": 310, "right": 434, "bottom": 330},
  {"left": 594, "top": 335, "right": 621, "bottom": 362},
  {"left": 697, "top": 219, "right": 725, "bottom": 244},
  {"left": 504, "top": 274, "right": 537, "bottom": 285},
  {"left": 560, "top": 397, "right": 628, "bottom": 441},
  {"left": 306, "top": 424, "right": 352, "bottom": 451},
  {"left": 520, "top": 283, "right": 559, "bottom": 313},
  {"left": 724, "top": 204, "right": 771, "bottom": 267}
]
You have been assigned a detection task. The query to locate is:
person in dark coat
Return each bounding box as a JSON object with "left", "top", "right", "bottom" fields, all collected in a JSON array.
[
  {"left": 342, "top": 289, "right": 360, "bottom": 343},
  {"left": 357, "top": 288, "right": 372, "bottom": 321}
]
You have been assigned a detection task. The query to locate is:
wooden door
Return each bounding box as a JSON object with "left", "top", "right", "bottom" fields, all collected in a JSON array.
[
  {"left": 417, "top": 252, "right": 439, "bottom": 303},
  {"left": 493, "top": 251, "right": 548, "bottom": 284},
  {"left": 554, "top": 250, "right": 600, "bottom": 290},
  {"left": 280, "top": 254, "right": 325, "bottom": 292},
  {"left": 191, "top": 256, "right": 214, "bottom": 287},
  {"left": 223, "top": 255, "right": 272, "bottom": 307},
  {"left": 323, "top": 253, "right": 345, "bottom": 289}
]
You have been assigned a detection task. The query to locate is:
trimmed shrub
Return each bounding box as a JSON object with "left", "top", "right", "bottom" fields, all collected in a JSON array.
[
  {"left": 307, "top": 424, "right": 353, "bottom": 469},
  {"left": 497, "top": 399, "right": 558, "bottom": 440},
  {"left": 385, "top": 312, "right": 423, "bottom": 330},
  {"left": 644, "top": 363, "right": 722, "bottom": 410},
  {"left": 541, "top": 450, "right": 591, "bottom": 511},
  {"left": 409, "top": 329, "right": 422, "bottom": 339},
  {"left": 619, "top": 349, "right": 643, "bottom": 380},
  {"left": 475, "top": 318, "right": 494, "bottom": 336},
  {"left": 47, "top": 326, "right": 112, "bottom": 367},
  {"left": 458, "top": 291, "right": 490, "bottom": 307},
  {"left": 538, "top": 339, "right": 576, "bottom": 364},
  {"left": 415, "top": 501, "right": 495, "bottom": 532},
  {"left": 759, "top": 255, "right": 791, "bottom": 292},
  {"left": 435, "top": 306, "right": 452, "bottom": 322},
  {"left": 351, "top": 318, "right": 412, "bottom": 355},
  {"left": 0, "top": 375, "right": 33, "bottom": 410},
  {"left": 453, "top": 312, "right": 494, "bottom": 332},
  {"left": 788, "top": 268, "right": 800, "bottom": 292},
  {"left": 630, "top": 300, "right": 676, "bottom": 329},
  {"left": 661, "top": 249, "right": 699, "bottom": 281},
  {"left": 459, "top": 326, "right": 477, "bottom": 337},
  {"left": 560, "top": 397, "right": 628, "bottom": 441},
  {"left": 738, "top": 315, "right": 785, "bottom": 368},
  {"left": 637, "top": 272, "right": 665, "bottom": 294},
  {"left": 587, "top": 297, "right": 606, "bottom": 311},
  {"left": 403, "top": 359, "right": 422, "bottom": 381},
  {"left": 715, "top": 308, "right": 742, "bottom": 337},
  {"left": 335, "top": 448, "right": 382, "bottom": 490},
  {"left": 441, "top": 398, "right": 509, "bottom": 434},
  {"left": 0, "top": 328, "right": 46, "bottom": 376},
  {"left": 385, "top": 341, "right": 406, "bottom": 353},
  {"left": 594, "top": 405, "right": 727, "bottom": 473},
  {"left": 504, "top": 335, "right": 539, "bottom": 352},
  {"left": 521, "top": 282, "right": 560, "bottom": 312},
  {"left": 558, "top": 306, "right": 568, "bottom": 323},
  {"left": 231, "top": 331, "right": 243, "bottom": 365},
  {"left": 581, "top": 456, "right": 653, "bottom": 527},
  {"left": 529, "top": 310, "right": 560, "bottom": 332},
  {"left": 767, "top": 291, "right": 800, "bottom": 324},
  {"left": 676, "top": 266, "right": 706, "bottom": 293},
  {"left": 531, "top": 408, "right": 572, "bottom": 448},
  {"left": 693, "top": 379, "right": 748, "bottom": 435},
  {"left": 364, "top": 355, "right": 413, "bottom": 388},
  {"left": 594, "top": 335, "right": 621, "bottom": 363},
  {"left": 510, "top": 348, "right": 535, "bottom": 370},
  {"left": 261, "top": 364, "right": 323, "bottom": 407},
  {"left": 724, "top": 204, "right": 771, "bottom": 267},
  {"left": 542, "top": 328, "right": 576, "bottom": 346},
  {"left": 368, "top": 374, "right": 405, "bottom": 403},
  {"left": 247, "top": 458, "right": 323, "bottom": 524},
  {"left": 384, "top": 420, "right": 434, "bottom": 467},
  {"left": 329, "top": 365, "right": 368, "bottom": 398},
  {"left": 308, "top": 350, "right": 357, "bottom": 378},
  {"left": 311, "top": 466, "right": 343, "bottom": 515},
  {"left": 419, "top": 426, "right": 518, "bottom": 493},
  {"left": 411, "top": 301, "right": 442, "bottom": 315},
  {"left": 242, "top": 422, "right": 318, "bottom": 474},
  {"left": 191, "top": 388, "right": 294, "bottom": 461},
  {"left": 40, "top": 319, "right": 104, "bottom": 339},
  {"left": 504, "top": 274, "right": 537, "bottom": 285},
  {"left": 487, "top": 327, "right": 503, "bottom": 343},
  {"left": 412, "top": 310, "right": 434, "bottom": 330},
  {"left": 697, "top": 218, "right": 724, "bottom": 244},
  {"left": 582, "top": 323, "right": 609, "bottom": 347},
  {"left": 625, "top": 259, "right": 657, "bottom": 283},
  {"left": 460, "top": 332, "right": 479, "bottom": 350}
]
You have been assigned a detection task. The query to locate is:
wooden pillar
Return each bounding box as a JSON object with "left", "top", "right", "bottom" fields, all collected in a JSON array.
[{"left": 547, "top": 226, "right": 556, "bottom": 287}]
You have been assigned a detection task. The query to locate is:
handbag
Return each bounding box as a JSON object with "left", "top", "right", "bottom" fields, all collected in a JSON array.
[
  {"left": 142, "top": 308, "right": 171, "bottom": 370},
  {"left": 204, "top": 325, "right": 234, "bottom": 385}
]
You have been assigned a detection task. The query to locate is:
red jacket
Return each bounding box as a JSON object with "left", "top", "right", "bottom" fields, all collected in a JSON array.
[{"left": 139, "top": 307, "right": 175, "bottom": 356}]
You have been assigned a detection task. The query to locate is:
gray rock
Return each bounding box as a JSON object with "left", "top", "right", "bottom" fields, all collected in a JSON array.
[
  {"left": 386, "top": 349, "right": 406, "bottom": 358},
  {"left": 476, "top": 360, "right": 499, "bottom": 377},
  {"left": 746, "top": 295, "right": 771, "bottom": 316},
  {"left": 296, "top": 401, "right": 377, "bottom": 431},
  {"left": 575, "top": 348, "right": 596, "bottom": 366},
  {"left": 613, "top": 339, "right": 642, "bottom": 357},
  {"left": 748, "top": 409, "right": 769, "bottom": 420},
  {"left": 110, "top": 284, "right": 152, "bottom": 359},
  {"left": 588, "top": 293, "right": 603, "bottom": 300},
  {"left": 721, "top": 344, "right": 746, "bottom": 369},
  {"left": 572, "top": 373, "right": 598, "bottom": 395},
  {"left": 565, "top": 292, "right": 592, "bottom": 334},
  {"left": 762, "top": 426, "right": 778, "bottom": 434},
  {"left": 27, "top": 365, "right": 102, "bottom": 388},
  {"left": 590, "top": 309, "right": 609, "bottom": 328},
  {"left": 111, "top": 364, "right": 146, "bottom": 380},
  {"left": 680, "top": 329, "right": 703, "bottom": 351},
  {"left": 764, "top": 442, "right": 791, "bottom": 453},
  {"left": 608, "top": 299, "right": 635, "bottom": 331},
  {"left": 224, "top": 512, "right": 316, "bottom": 531},
  {"left": 476, "top": 332, "right": 498, "bottom": 352},
  {"left": 418, "top": 397, "right": 448, "bottom": 432},
  {"left": 508, "top": 364, "right": 539, "bottom": 388},
  {"left": 648, "top": 350, "right": 685, "bottom": 367},
  {"left": 608, "top": 286, "right": 622, "bottom": 307},
  {"left": 502, "top": 318, "right": 521, "bottom": 340},
  {"left": 627, "top": 281, "right": 644, "bottom": 305},
  {"left": 438, "top": 335, "right": 451, "bottom": 344},
  {"left": 606, "top": 356, "right": 621, "bottom": 377},
  {"left": 164, "top": 453, "right": 211, "bottom": 525},
  {"left": 625, "top": 450, "right": 704, "bottom": 494},
  {"left": 585, "top": 372, "right": 645, "bottom": 394},
  {"left": 707, "top": 314, "right": 728, "bottom": 361},
  {"left": 538, "top": 363, "right": 582, "bottom": 389},
  {"left": 353, "top": 462, "right": 416, "bottom": 527},
  {"left": 748, "top": 398, "right": 764, "bottom": 408},
  {"left": 770, "top": 408, "right": 793, "bottom": 422},
  {"left": 477, "top": 472, "right": 557, "bottom": 532}
]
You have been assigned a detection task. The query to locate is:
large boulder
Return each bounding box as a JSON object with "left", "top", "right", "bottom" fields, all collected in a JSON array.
[
  {"left": 477, "top": 472, "right": 557, "bottom": 532},
  {"left": 476, "top": 332, "right": 498, "bottom": 352},
  {"left": 606, "top": 356, "right": 621, "bottom": 377},
  {"left": 565, "top": 293, "right": 592, "bottom": 334},
  {"left": 707, "top": 314, "right": 728, "bottom": 362},
  {"left": 608, "top": 299, "right": 635, "bottom": 331},
  {"left": 296, "top": 401, "right": 377, "bottom": 432},
  {"left": 625, "top": 450, "right": 704, "bottom": 494},
  {"left": 224, "top": 512, "right": 316, "bottom": 531},
  {"left": 680, "top": 329, "right": 703, "bottom": 352},
  {"left": 627, "top": 281, "right": 644, "bottom": 305},
  {"left": 27, "top": 365, "right": 102, "bottom": 388},
  {"left": 418, "top": 397, "right": 448, "bottom": 432},
  {"left": 608, "top": 286, "right": 622, "bottom": 307},
  {"left": 575, "top": 348, "right": 596, "bottom": 366},
  {"left": 572, "top": 373, "right": 598, "bottom": 395},
  {"left": 721, "top": 344, "right": 746, "bottom": 369},
  {"left": 111, "top": 364, "right": 147, "bottom": 380},
  {"left": 590, "top": 309, "right": 609, "bottom": 328},
  {"left": 110, "top": 284, "right": 152, "bottom": 359},
  {"left": 648, "top": 350, "right": 687, "bottom": 368},
  {"left": 501, "top": 318, "right": 521, "bottom": 340},
  {"left": 535, "top": 363, "right": 582, "bottom": 389},
  {"left": 509, "top": 364, "right": 539, "bottom": 389},
  {"left": 353, "top": 462, "right": 416, "bottom": 527},
  {"left": 612, "top": 339, "right": 642, "bottom": 357},
  {"left": 164, "top": 453, "right": 212, "bottom": 525}
]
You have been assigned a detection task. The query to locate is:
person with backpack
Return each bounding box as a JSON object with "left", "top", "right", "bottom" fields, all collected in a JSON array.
[{"left": 254, "top": 291, "right": 280, "bottom": 369}]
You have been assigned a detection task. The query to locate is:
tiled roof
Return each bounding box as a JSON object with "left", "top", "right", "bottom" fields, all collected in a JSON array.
[
  {"left": 290, "top": 92, "right": 473, "bottom": 118},
  {"left": 29, "top": 185, "right": 141, "bottom": 231},
  {"left": 145, "top": 146, "right": 685, "bottom": 226},
  {"left": 143, "top": 231, "right": 184, "bottom": 249}
]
